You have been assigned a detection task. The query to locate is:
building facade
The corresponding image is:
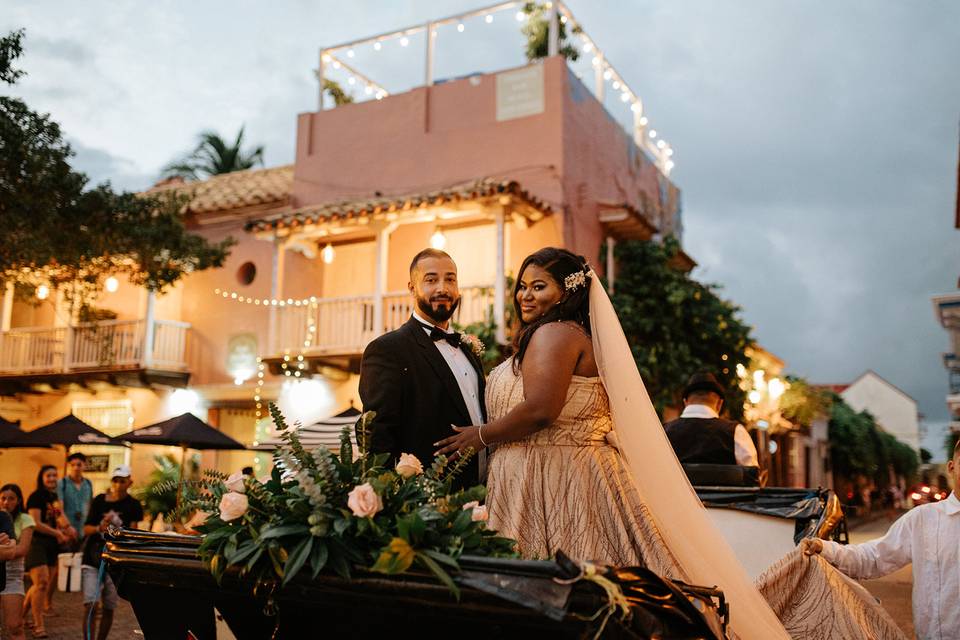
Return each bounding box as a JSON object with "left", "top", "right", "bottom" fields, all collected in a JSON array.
[{"left": 0, "top": 8, "right": 684, "bottom": 496}]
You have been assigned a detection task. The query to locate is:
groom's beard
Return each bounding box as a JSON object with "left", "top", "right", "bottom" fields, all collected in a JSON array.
[{"left": 416, "top": 293, "right": 460, "bottom": 323}]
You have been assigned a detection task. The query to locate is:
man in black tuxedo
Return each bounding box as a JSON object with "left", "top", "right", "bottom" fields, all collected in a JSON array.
[{"left": 359, "top": 249, "right": 486, "bottom": 488}]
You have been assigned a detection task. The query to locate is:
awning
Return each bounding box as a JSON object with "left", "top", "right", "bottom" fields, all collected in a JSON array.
[{"left": 253, "top": 406, "right": 362, "bottom": 451}]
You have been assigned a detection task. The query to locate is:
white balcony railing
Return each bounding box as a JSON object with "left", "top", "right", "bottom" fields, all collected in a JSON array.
[
  {"left": 0, "top": 319, "right": 190, "bottom": 376},
  {"left": 274, "top": 286, "right": 494, "bottom": 356}
]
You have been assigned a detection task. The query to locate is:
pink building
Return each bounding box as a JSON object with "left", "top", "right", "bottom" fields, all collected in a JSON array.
[{"left": 0, "top": 2, "right": 683, "bottom": 500}]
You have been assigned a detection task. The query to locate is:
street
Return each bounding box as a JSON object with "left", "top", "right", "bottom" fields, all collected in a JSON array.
[{"left": 849, "top": 514, "right": 915, "bottom": 639}]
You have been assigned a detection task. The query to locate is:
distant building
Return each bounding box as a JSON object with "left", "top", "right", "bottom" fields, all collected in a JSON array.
[
  {"left": 932, "top": 292, "right": 960, "bottom": 443},
  {"left": 838, "top": 371, "right": 921, "bottom": 451}
]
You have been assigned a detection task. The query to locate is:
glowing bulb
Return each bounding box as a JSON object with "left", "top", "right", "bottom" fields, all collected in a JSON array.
[
  {"left": 656, "top": 140, "right": 666, "bottom": 149},
  {"left": 648, "top": 129, "right": 657, "bottom": 138},
  {"left": 515, "top": 11, "right": 526, "bottom": 21},
  {"left": 36, "top": 284, "right": 49, "bottom": 300},
  {"left": 560, "top": 15, "right": 567, "bottom": 24},
  {"left": 583, "top": 42, "right": 593, "bottom": 53},
  {"left": 347, "top": 77, "right": 356, "bottom": 85},
  {"left": 630, "top": 102, "right": 642, "bottom": 113},
  {"left": 399, "top": 36, "right": 409, "bottom": 47},
  {"left": 592, "top": 56, "right": 601, "bottom": 67},
  {"left": 748, "top": 390, "right": 762, "bottom": 404},
  {"left": 768, "top": 378, "right": 786, "bottom": 400},
  {"left": 620, "top": 92, "right": 630, "bottom": 102},
  {"left": 373, "top": 41, "right": 382, "bottom": 51},
  {"left": 332, "top": 60, "right": 341, "bottom": 70},
  {"left": 612, "top": 81, "right": 621, "bottom": 90},
  {"left": 430, "top": 228, "right": 447, "bottom": 250},
  {"left": 364, "top": 85, "right": 373, "bottom": 95},
  {"left": 321, "top": 243, "right": 335, "bottom": 264},
  {"left": 753, "top": 369, "right": 765, "bottom": 387},
  {"left": 666, "top": 148, "right": 673, "bottom": 156},
  {"left": 457, "top": 23, "right": 465, "bottom": 32},
  {"left": 321, "top": 53, "right": 331, "bottom": 63},
  {"left": 485, "top": 14, "right": 493, "bottom": 23},
  {"left": 603, "top": 70, "right": 613, "bottom": 81},
  {"left": 347, "top": 49, "right": 355, "bottom": 58},
  {"left": 639, "top": 116, "right": 648, "bottom": 126},
  {"left": 105, "top": 276, "right": 119, "bottom": 293}
]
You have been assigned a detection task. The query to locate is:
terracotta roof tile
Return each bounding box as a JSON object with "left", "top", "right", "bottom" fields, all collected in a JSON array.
[
  {"left": 145, "top": 165, "right": 293, "bottom": 214},
  {"left": 245, "top": 178, "right": 551, "bottom": 232}
]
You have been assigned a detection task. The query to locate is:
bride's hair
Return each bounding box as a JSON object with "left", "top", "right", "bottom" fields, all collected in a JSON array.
[{"left": 511, "top": 247, "right": 591, "bottom": 371}]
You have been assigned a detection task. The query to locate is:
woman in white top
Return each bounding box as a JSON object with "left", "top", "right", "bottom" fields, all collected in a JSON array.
[{"left": 1, "top": 483, "right": 35, "bottom": 640}]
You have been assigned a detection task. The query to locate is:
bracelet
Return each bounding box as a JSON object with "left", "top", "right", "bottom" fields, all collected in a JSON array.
[{"left": 478, "top": 425, "right": 489, "bottom": 447}]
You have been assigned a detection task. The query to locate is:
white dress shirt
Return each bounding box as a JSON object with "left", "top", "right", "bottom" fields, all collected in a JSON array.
[
  {"left": 678, "top": 404, "right": 759, "bottom": 467},
  {"left": 821, "top": 493, "right": 960, "bottom": 640},
  {"left": 412, "top": 311, "right": 483, "bottom": 427}
]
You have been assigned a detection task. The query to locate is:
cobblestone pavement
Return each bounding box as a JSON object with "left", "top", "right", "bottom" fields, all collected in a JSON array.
[
  {"left": 17, "top": 590, "right": 141, "bottom": 640},
  {"left": 849, "top": 514, "right": 915, "bottom": 639}
]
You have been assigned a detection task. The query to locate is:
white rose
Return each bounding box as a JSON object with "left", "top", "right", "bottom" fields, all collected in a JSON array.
[
  {"left": 347, "top": 483, "right": 383, "bottom": 518},
  {"left": 395, "top": 453, "right": 424, "bottom": 479},
  {"left": 462, "top": 501, "right": 488, "bottom": 522},
  {"left": 224, "top": 471, "right": 246, "bottom": 494},
  {"left": 219, "top": 492, "right": 249, "bottom": 522}
]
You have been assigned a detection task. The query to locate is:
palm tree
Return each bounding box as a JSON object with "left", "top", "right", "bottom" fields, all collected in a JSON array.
[{"left": 162, "top": 125, "right": 265, "bottom": 180}]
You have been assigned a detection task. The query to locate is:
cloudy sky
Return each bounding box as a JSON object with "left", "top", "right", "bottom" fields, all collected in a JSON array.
[{"left": 4, "top": 1, "right": 958, "bottom": 456}]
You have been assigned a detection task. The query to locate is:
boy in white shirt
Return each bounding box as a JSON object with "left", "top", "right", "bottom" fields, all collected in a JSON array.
[{"left": 802, "top": 440, "right": 960, "bottom": 640}]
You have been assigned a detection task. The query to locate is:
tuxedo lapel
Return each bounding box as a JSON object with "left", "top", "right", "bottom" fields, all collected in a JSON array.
[{"left": 403, "top": 318, "right": 472, "bottom": 424}]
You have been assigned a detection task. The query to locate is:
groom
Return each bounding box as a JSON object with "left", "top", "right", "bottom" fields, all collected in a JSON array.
[{"left": 359, "top": 249, "right": 486, "bottom": 487}]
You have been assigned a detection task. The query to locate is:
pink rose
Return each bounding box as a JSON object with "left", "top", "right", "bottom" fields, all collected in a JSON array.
[
  {"left": 347, "top": 483, "right": 383, "bottom": 518},
  {"left": 395, "top": 453, "right": 424, "bottom": 479},
  {"left": 219, "top": 492, "right": 249, "bottom": 522},
  {"left": 462, "top": 501, "right": 488, "bottom": 522},
  {"left": 225, "top": 471, "right": 246, "bottom": 494}
]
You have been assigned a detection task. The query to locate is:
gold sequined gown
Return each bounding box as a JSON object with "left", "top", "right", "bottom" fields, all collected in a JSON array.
[{"left": 485, "top": 357, "right": 686, "bottom": 579}]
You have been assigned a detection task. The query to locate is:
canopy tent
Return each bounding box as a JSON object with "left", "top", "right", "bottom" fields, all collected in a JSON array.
[
  {"left": 123, "top": 413, "right": 246, "bottom": 507},
  {"left": 0, "top": 416, "right": 32, "bottom": 448},
  {"left": 252, "top": 406, "right": 361, "bottom": 452}
]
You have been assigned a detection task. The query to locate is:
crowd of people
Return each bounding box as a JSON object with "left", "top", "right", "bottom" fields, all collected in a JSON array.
[{"left": 0, "top": 454, "right": 143, "bottom": 640}]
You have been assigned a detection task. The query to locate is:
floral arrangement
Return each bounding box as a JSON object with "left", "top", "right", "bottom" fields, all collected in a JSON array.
[
  {"left": 459, "top": 333, "right": 485, "bottom": 358},
  {"left": 185, "top": 405, "right": 515, "bottom": 599}
]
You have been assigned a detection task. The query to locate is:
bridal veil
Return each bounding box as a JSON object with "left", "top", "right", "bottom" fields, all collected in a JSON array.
[{"left": 588, "top": 272, "right": 790, "bottom": 640}]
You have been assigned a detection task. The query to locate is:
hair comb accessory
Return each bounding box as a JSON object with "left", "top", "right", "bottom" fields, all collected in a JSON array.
[{"left": 564, "top": 270, "right": 588, "bottom": 292}]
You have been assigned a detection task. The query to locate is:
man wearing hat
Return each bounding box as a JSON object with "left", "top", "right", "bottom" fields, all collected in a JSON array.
[
  {"left": 81, "top": 465, "right": 143, "bottom": 640},
  {"left": 664, "top": 372, "right": 759, "bottom": 467}
]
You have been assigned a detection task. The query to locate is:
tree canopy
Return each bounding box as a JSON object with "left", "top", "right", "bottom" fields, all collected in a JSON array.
[
  {"left": 827, "top": 393, "right": 918, "bottom": 484},
  {"left": 162, "top": 126, "right": 265, "bottom": 181},
  {"left": 0, "top": 29, "right": 233, "bottom": 310},
  {"left": 608, "top": 238, "right": 753, "bottom": 419}
]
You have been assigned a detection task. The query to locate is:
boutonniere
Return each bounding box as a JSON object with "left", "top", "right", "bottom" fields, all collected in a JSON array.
[{"left": 459, "top": 334, "right": 485, "bottom": 358}]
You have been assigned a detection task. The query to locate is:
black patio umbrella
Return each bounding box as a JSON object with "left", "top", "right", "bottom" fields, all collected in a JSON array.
[
  {"left": 0, "top": 416, "right": 31, "bottom": 448},
  {"left": 123, "top": 413, "right": 246, "bottom": 506},
  {"left": 14, "top": 414, "right": 124, "bottom": 448}
]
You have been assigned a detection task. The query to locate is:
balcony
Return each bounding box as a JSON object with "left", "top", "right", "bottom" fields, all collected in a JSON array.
[
  {"left": 0, "top": 319, "right": 190, "bottom": 393},
  {"left": 266, "top": 286, "right": 494, "bottom": 373}
]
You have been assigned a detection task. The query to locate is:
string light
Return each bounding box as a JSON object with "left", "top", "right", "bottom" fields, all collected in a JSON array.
[
  {"left": 648, "top": 129, "right": 657, "bottom": 138},
  {"left": 321, "top": 244, "right": 335, "bottom": 264},
  {"left": 457, "top": 23, "right": 465, "bottom": 32},
  {"left": 485, "top": 14, "right": 493, "bottom": 23},
  {"left": 36, "top": 284, "right": 49, "bottom": 300},
  {"left": 639, "top": 116, "right": 648, "bottom": 126},
  {"left": 212, "top": 287, "right": 315, "bottom": 306},
  {"left": 346, "top": 49, "right": 355, "bottom": 58},
  {"left": 399, "top": 36, "right": 409, "bottom": 47},
  {"left": 515, "top": 10, "right": 526, "bottom": 21},
  {"left": 105, "top": 276, "right": 119, "bottom": 293}
]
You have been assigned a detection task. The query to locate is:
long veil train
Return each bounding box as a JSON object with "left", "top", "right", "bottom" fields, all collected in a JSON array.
[{"left": 587, "top": 272, "right": 791, "bottom": 640}]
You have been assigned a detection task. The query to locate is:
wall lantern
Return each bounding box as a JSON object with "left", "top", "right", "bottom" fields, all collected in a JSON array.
[{"left": 321, "top": 243, "right": 335, "bottom": 264}]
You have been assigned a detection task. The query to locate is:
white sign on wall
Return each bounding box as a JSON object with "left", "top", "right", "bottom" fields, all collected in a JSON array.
[{"left": 496, "top": 64, "right": 545, "bottom": 122}]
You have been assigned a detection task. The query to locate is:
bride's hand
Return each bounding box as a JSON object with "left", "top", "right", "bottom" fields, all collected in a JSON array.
[{"left": 434, "top": 425, "right": 483, "bottom": 459}]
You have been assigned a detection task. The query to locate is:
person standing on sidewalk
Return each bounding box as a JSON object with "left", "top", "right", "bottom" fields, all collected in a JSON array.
[
  {"left": 58, "top": 453, "right": 93, "bottom": 550},
  {"left": 802, "top": 439, "right": 960, "bottom": 640},
  {"left": 81, "top": 465, "right": 142, "bottom": 640}
]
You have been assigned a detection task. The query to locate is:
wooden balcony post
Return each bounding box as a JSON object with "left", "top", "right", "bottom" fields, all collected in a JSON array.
[
  {"left": 269, "top": 238, "right": 287, "bottom": 355},
  {"left": 142, "top": 290, "right": 156, "bottom": 369},
  {"left": 1, "top": 282, "right": 12, "bottom": 331},
  {"left": 494, "top": 205, "right": 506, "bottom": 345},
  {"left": 372, "top": 222, "right": 396, "bottom": 337},
  {"left": 424, "top": 22, "right": 435, "bottom": 87}
]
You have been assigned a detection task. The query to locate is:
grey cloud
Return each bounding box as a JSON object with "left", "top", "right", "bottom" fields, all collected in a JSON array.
[{"left": 70, "top": 140, "right": 155, "bottom": 193}]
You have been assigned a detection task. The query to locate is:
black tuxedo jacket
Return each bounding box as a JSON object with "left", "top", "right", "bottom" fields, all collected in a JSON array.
[{"left": 359, "top": 316, "right": 486, "bottom": 488}]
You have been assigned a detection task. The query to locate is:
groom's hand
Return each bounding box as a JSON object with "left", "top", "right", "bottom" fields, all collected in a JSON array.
[{"left": 434, "top": 425, "right": 482, "bottom": 459}]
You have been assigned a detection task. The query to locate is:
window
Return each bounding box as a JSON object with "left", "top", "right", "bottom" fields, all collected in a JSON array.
[{"left": 236, "top": 261, "right": 257, "bottom": 286}]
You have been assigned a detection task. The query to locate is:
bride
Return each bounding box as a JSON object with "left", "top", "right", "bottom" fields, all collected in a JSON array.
[{"left": 436, "top": 247, "right": 902, "bottom": 640}]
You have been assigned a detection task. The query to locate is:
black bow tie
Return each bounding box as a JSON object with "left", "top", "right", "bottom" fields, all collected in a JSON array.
[{"left": 418, "top": 322, "right": 461, "bottom": 348}]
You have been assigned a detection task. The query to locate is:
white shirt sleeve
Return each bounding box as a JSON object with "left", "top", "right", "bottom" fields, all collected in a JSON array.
[
  {"left": 819, "top": 512, "right": 914, "bottom": 580},
  {"left": 733, "top": 424, "right": 759, "bottom": 466}
]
